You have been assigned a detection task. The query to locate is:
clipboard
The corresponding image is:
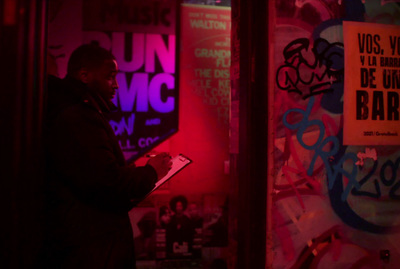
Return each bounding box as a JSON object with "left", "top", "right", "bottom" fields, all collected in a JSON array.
[{"left": 149, "top": 153, "right": 192, "bottom": 194}]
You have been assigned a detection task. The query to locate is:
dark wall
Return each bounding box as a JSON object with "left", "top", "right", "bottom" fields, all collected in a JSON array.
[
  {"left": 232, "top": 0, "right": 269, "bottom": 268},
  {"left": 0, "top": 0, "right": 47, "bottom": 268}
]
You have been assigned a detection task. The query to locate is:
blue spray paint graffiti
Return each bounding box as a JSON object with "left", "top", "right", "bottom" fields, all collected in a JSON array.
[
  {"left": 283, "top": 96, "right": 400, "bottom": 234},
  {"left": 283, "top": 96, "right": 360, "bottom": 201},
  {"left": 352, "top": 157, "right": 400, "bottom": 200}
]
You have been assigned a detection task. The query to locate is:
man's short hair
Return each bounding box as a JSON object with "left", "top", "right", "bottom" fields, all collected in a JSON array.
[{"left": 67, "top": 43, "right": 115, "bottom": 77}]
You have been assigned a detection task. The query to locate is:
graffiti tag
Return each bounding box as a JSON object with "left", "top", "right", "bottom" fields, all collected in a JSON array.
[
  {"left": 276, "top": 38, "right": 344, "bottom": 100},
  {"left": 283, "top": 96, "right": 360, "bottom": 201}
]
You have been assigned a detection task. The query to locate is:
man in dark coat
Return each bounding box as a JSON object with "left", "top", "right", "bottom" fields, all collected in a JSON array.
[{"left": 42, "top": 44, "right": 172, "bottom": 268}]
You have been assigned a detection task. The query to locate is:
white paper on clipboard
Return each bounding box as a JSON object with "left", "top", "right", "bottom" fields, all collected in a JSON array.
[{"left": 150, "top": 154, "right": 192, "bottom": 193}]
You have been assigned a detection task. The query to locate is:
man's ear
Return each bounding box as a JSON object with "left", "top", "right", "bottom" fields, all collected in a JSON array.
[{"left": 77, "top": 68, "right": 90, "bottom": 83}]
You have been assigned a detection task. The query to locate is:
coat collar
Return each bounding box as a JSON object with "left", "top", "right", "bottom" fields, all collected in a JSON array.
[{"left": 63, "top": 76, "right": 117, "bottom": 115}]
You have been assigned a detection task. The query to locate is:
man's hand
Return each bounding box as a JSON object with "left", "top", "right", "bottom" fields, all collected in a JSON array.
[{"left": 146, "top": 152, "right": 172, "bottom": 180}]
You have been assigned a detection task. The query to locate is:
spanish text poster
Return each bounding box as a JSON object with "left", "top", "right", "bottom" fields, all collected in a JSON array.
[{"left": 343, "top": 21, "right": 400, "bottom": 145}]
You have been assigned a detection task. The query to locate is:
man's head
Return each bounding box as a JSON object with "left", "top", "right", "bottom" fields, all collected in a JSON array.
[
  {"left": 67, "top": 43, "right": 119, "bottom": 102},
  {"left": 188, "top": 203, "right": 200, "bottom": 219},
  {"left": 159, "top": 206, "right": 171, "bottom": 225},
  {"left": 169, "top": 195, "right": 188, "bottom": 215}
]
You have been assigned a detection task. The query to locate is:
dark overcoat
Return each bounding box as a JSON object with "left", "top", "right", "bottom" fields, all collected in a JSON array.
[{"left": 42, "top": 76, "right": 157, "bottom": 268}]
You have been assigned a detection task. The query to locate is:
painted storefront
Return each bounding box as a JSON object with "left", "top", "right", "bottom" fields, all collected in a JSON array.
[{"left": 270, "top": 1, "right": 400, "bottom": 268}]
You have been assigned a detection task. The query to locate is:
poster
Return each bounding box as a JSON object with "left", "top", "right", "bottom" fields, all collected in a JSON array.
[
  {"left": 180, "top": 4, "right": 231, "bottom": 127},
  {"left": 82, "top": 0, "right": 176, "bottom": 35},
  {"left": 48, "top": 0, "right": 179, "bottom": 161},
  {"left": 343, "top": 21, "right": 400, "bottom": 145},
  {"left": 131, "top": 193, "right": 228, "bottom": 264}
]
